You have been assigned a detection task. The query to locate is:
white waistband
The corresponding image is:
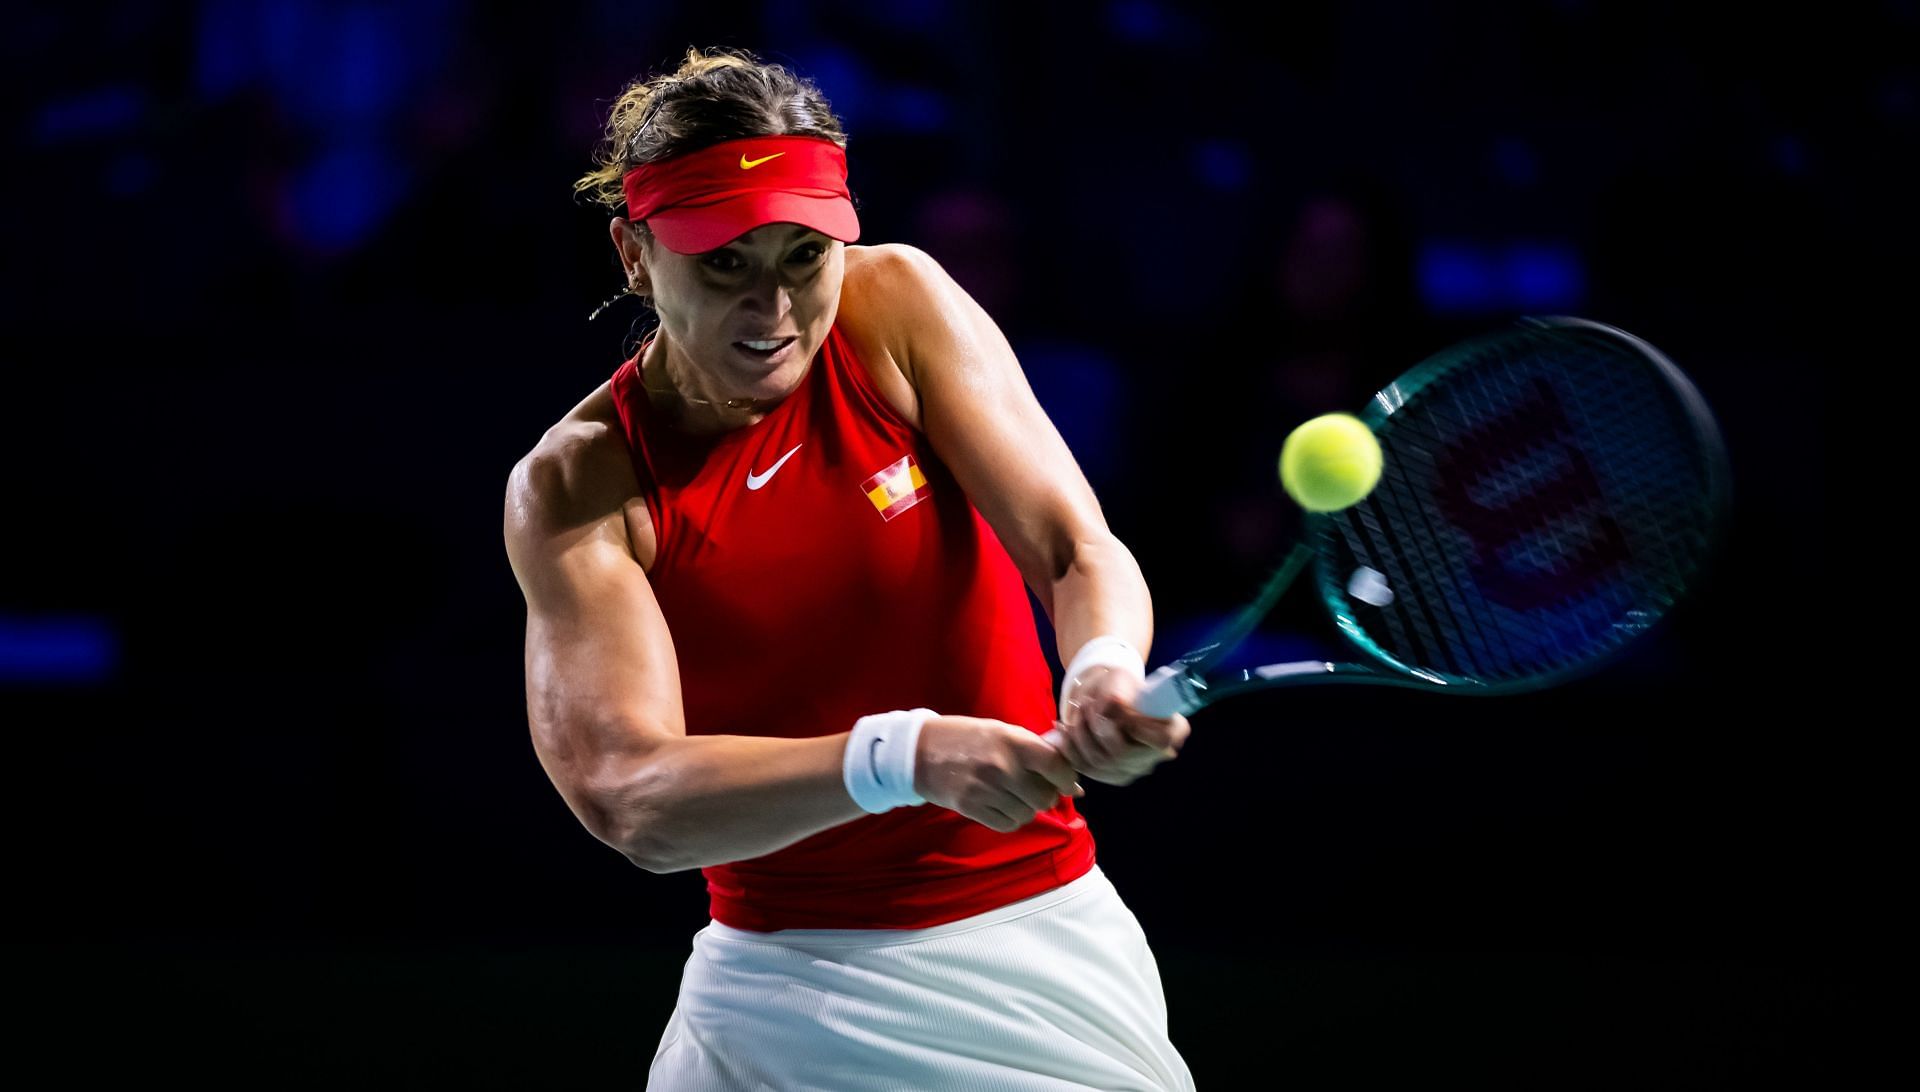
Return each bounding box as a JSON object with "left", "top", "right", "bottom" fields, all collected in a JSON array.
[{"left": 699, "top": 864, "right": 1111, "bottom": 949}]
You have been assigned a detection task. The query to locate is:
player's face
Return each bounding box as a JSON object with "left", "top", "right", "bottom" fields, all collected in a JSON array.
[{"left": 634, "top": 222, "right": 845, "bottom": 403}]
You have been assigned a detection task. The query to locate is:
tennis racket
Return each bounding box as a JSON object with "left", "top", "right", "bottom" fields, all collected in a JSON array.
[{"left": 1045, "top": 314, "right": 1731, "bottom": 734}]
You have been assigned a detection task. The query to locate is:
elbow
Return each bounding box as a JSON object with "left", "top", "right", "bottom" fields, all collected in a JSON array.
[
  {"left": 1065, "top": 530, "right": 1129, "bottom": 573},
  {"left": 602, "top": 799, "right": 677, "bottom": 873},
  {"left": 614, "top": 810, "right": 715, "bottom": 874},
  {"left": 593, "top": 754, "right": 691, "bottom": 873},
  {"left": 620, "top": 841, "right": 676, "bottom": 874},
  {"left": 616, "top": 822, "right": 697, "bottom": 874},
  {"left": 1053, "top": 533, "right": 1133, "bottom": 592}
]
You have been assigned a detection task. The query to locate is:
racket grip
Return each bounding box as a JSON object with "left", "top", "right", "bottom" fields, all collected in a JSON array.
[
  {"left": 1040, "top": 663, "right": 1193, "bottom": 752},
  {"left": 1132, "top": 663, "right": 1191, "bottom": 718}
]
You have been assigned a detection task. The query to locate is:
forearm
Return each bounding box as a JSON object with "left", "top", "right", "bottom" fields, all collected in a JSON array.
[
  {"left": 1051, "top": 534, "right": 1154, "bottom": 673},
  {"left": 602, "top": 732, "right": 867, "bottom": 873}
]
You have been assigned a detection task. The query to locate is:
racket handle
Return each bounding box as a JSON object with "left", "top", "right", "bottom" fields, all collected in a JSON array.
[
  {"left": 1133, "top": 663, "right": 1191, "bottom": 718},
  {"left": 1039, "top": 663, "right": 1195, "bottom": 751}
]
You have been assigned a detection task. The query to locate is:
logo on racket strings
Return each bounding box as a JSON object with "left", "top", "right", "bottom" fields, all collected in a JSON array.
[{"left": 1431, "top": 377, "right": 1630, "bottom": 611}]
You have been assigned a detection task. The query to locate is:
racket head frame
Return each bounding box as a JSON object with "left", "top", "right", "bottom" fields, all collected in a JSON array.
[
  {"left": 1312, "top": 314, "right": 1734, "bottom": 697},
  {"left": 1136, "top": 315, "right": 1734, "bottom": 717}
]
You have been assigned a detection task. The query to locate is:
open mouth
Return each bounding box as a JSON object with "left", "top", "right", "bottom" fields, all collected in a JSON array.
[{"left": 734, "top": 337, "right": 797, "bottom": 363}]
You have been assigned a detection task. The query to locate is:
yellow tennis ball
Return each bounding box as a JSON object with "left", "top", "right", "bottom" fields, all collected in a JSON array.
[{"left": 1279, "top": 413, "right": 1384, "bottom": 512}]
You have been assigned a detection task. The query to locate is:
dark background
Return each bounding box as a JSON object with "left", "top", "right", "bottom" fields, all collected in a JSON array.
[{"left": 4, "top": 1, "right": 1878, "bottom": 1086}]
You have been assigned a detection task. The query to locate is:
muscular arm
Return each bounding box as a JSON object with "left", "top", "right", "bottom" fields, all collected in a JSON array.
[
  {"left": 504, "top": 416, "right": 868, "bottom": 873},
  {"left": 858, "top": 246, "right": 1189, "bottom": 787},
  {"left": 1048, "top": 535, "right": 1154, "bottom": 683},
  {"left": 874, "top": 244, "right": 1156, "bottom": 672},
  {"left": 599, "top": 734, "right": 865, "bottom": 873}
]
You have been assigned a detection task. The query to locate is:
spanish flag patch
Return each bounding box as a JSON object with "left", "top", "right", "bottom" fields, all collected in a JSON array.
[{"left": 861, "top": 454, "right": 932, "bottom": 522}]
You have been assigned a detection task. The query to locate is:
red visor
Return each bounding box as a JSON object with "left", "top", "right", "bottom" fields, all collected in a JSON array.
[{"left": 622, "top": 134, "right": 861, "bottom": 254}]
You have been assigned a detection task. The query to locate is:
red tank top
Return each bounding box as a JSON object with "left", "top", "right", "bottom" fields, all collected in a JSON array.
[{"left": 608, "top": 319, "right": 1096, "bottom": 931}]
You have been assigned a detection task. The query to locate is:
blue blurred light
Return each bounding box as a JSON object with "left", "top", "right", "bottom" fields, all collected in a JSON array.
[
  {"left": 1194, "top": 139, "right": 1252, "bottom": 192},
  {"left": 196, "top": 0, "right": 448, "bottom": 126},
  {"left": 789, "top": 46, "right": 871, "bottom": 133},
  {"left": 287, "top": 141, "right": 410, "bottom": 252},
  {"left": 1106, "top": 0, "right": 1174, "bottom": 42},
  {"left": 0, "top": 616, "right": 119, "bottom": 685},
  {"left": 194, "top": 0, "right": 258, "bottom": 97},
  {"left": 30, "top": 85, "right": 148, "bottom": 145},
  {"left": 268, "top": 4, "right": 405, "bottom": 129},
  {"left": 1017, "top": 340, "right": 1126, "bottom": 490},
  {"left": 884, "top": 86, "right": 951, "bottom": 133},
  {"left": 1419, "top": 241, "right": 1500, "bottom": 314},
  {"left": 327, "top": 4, "right": 412, "bottom": 121},
  {"left": 1505, "top": 242, "right": 1585, "bottom": 309},
  {"left": 262, "top": 0, "right": 308, "bottom": 104},
  {"left": 1419, "top": 239, "right": 1586, "bottom": 314}
]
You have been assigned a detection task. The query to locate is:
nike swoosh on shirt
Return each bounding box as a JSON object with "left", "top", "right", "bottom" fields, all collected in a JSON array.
[{"left": 746, "top": 443, "right": 804, "bottom": 490}]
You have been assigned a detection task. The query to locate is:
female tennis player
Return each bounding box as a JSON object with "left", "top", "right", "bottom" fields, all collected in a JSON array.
[{"left": 504, "top": 47, "right": 1194, "bottom": 1090}]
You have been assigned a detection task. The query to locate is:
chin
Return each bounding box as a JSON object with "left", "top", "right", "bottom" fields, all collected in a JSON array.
[{"left": 726, "top": 338, "right": 813, "bottom": 394}]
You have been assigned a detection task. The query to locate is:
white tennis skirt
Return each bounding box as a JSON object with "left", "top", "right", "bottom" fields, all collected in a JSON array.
[{"left": 646, "top": 863, "right": 1196, "bottom": 1091}]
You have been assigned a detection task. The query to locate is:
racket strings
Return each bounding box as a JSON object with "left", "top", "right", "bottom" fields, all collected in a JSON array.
[
  {"left": 1325, "top": 327, "right": 1721, "bottom": 685},
  {"left": 1347, "top": 422, "right": 1525, "bottom": 679}
]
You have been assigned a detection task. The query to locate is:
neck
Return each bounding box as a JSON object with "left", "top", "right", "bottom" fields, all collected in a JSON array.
[{"left": 640, "top": 330, "right": 777, "bottom": 434}]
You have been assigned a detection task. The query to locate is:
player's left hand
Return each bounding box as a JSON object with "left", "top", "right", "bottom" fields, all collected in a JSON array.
[{"left": 1049, "top": 666, "right": 1190, "bottom": 787}]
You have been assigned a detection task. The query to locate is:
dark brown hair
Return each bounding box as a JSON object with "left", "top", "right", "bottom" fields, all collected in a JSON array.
[{"left": 572, "top": 45, "right": 852, "bottom": 229}]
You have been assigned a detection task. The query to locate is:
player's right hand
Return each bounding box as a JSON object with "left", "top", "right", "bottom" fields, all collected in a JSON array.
[{"left": 913, "top": 716, "right": 1085, "bottom": 833}]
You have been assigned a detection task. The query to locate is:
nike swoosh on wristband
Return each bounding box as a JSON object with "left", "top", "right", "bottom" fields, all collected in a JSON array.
[
  {"left": 869, "top": 736, "right": 884, "bottom": 780},
  {"left": 746, "top": 444, "right": 803, "bottom": 490}
]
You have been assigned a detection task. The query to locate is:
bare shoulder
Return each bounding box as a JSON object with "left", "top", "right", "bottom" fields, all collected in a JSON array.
[
  {"left": 838, "top": 243, "right": 929, "bottom": 432},
  {"left": 506, "top": 380, "right": 656, "bottom": 571},
  {"left": 838, "top": 242, "right": 1009, "bottom": 433}
]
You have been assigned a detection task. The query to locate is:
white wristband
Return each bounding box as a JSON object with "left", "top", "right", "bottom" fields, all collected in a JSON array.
[
  {"left": 844, "top": 708, "right": 936, "bottom": 814},
  {"left": 1059, "top": 634, "right": 1146, "bottom": 721}
]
